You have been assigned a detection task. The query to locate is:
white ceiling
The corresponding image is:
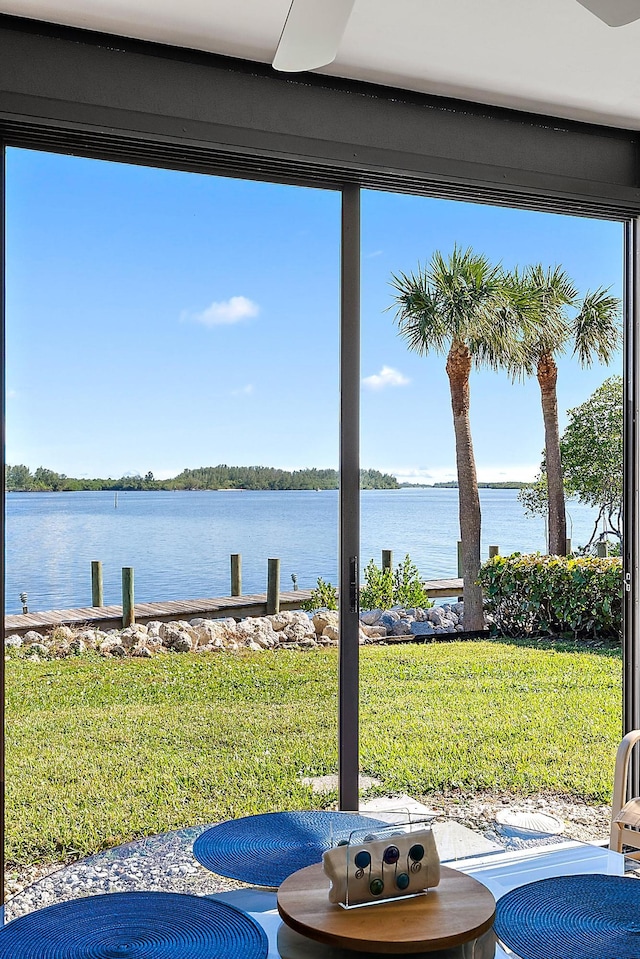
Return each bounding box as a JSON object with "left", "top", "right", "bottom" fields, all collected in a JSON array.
[{"left": 2, "top": 0, "right": 640, "bottom": 129}]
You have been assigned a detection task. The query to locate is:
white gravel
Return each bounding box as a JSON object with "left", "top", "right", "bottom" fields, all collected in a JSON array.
[{"left": 4, "top": 792, "right": 614, "bottom": 915}]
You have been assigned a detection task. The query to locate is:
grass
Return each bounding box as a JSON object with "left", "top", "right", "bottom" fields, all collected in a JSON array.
[{"left": 6, "top": 639, "right": 621, "bottom": 867}]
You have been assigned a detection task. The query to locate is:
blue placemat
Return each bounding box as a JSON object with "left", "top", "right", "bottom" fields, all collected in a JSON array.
[
  {"left": 193, "top": 810, "right": 388, "bottom": 886},
  {"left": 0, "top": 890, "right": 268, "bottom": 959},
  {"left": 495, "top": 874, "right": 640, "bottom": 959}
]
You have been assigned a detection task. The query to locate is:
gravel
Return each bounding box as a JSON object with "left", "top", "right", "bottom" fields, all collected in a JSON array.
[{"left": 4, "top": 791, "right": 613, "bottom": 913}]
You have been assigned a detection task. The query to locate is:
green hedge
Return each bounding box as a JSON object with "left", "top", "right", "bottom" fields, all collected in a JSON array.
[{"left": 477, "top": 553, "right": 622, "bottom": 641}]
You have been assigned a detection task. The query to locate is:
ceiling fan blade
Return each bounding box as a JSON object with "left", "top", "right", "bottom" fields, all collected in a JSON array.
[
  {"left": 576, "top": 0, "right": 640, "bottom": 26},
  {"left": 273, "top": 0, "right": 356, "bottom": 72}
]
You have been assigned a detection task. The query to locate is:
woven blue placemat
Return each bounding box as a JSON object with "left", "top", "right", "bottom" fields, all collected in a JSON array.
[
  {"left": 193, "top": 810, "right": 388, "bottom": 886},
  {"left": 495, "top": 874, "right": 640, "bottom": 959},
  {"left": 0, "top": 891, "right": 268, "bottom": 959}
]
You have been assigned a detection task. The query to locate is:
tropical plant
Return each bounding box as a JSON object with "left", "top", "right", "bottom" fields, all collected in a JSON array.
[
  {"left": 359, "top": 561, "right": 393, "bottom": 611},
  {"left": 521, "top": 379, "right": 623, "bottom": 552},
  {"left": 302, "top": 577, "right": 338, "bottom": 611},
  {"left": 561, "top": 375, "right": 623, "bottom": 544},
  {"left": 508, "top": 266, "right": 621, "bottom": 555},
  {"left": 390, "top": 246, "right": 533, "bottom": 630},
  {"left": 359, "top": 554, "right": 433, "bottom": 610},
  {"left": 303, "top": 555, "right": 433, "bottom": 613}
]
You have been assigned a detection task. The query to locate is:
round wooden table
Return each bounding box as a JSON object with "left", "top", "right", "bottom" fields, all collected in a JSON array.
[{"left": 277, "top": 863, "right": 496, "bottom": 955}]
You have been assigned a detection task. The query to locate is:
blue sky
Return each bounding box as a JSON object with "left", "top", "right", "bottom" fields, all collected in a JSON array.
[{"left": 6, "top": 148, "right": 623, "bottom": 483}]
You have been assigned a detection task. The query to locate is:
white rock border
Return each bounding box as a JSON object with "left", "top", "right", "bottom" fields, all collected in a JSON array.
[{"left": 5, "top": 605, "right": 469, "bottom": 661}]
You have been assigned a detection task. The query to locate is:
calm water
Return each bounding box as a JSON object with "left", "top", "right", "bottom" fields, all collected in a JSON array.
[{"left": 5, "top": 489, "right": 601, "bottom": 615}]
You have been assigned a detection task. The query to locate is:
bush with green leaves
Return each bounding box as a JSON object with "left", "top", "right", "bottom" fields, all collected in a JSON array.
[
  {"left": 303, "top": 555, "right": 433, "bottom": 612},
  {"left": 360, "top": 554, "right": 433, "bottom": 611},
  {"left": 478, "top": 552, "right": 622, "bottom": 641},
  {"left": 302, "top": 578, "right": 338, "bottom": 612}
]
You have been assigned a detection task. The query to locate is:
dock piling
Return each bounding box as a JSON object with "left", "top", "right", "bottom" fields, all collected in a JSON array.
[
  {"left": 122, "top": 567, "right": 135, "bottom": 627},
  {"left": 382, "top": 549, "right": 393, "bottom": 572},
  {"left": 488, "top": 545, "right": 499, "bottom": 559},
  {"left": 231, "top": 554, "right": 242, "bottom": 597},
  {"left": 267, "top": 558, "right": 280, "bottom": 615},
  {"left": 91, "top": 561, "right": 104, "bottom": 607}
]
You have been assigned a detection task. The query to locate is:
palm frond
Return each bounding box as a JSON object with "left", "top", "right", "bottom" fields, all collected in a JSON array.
[{"left": 573, "top": 287, "right": 622, "bottom": 367}]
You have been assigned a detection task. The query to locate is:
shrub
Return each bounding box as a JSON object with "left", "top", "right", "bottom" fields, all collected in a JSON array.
[
  {"left": 302, "top": 577, "right": 338, "bottom": 612},
  {"left": 302, "top": 555, "right": 434, "bottom": 613},
  {"left": 360, "top": 554, "right": 433, "bottom": 611},
  {"left": 478, "top": 552, "right": 622, "bottom": 641},
  {"left": 359, "top": 561, "right": 393, "bottom": 611}
]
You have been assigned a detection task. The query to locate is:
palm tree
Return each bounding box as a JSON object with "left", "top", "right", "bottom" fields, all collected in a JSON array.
[
  {"left": 390, "top": 247, "right": 530, "bottom": 632},
  {"left": 512, "top": 266, "right": 621, "bottom": 555}
]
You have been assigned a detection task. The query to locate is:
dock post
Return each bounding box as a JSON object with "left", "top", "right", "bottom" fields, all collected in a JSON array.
[
  {"left": 231, "top": 554, "right": 242, "bottom": 597},
  {"left": 267, "top": 558, "right": 280, "bottom": 615},
  {"left": 91, "top": 561, "right": 104, "bottom": 607},
  {"left": 488, "top": 545, "right": 499, "bottom": 559},
  {"left": 382, "top": 549, "right": 393, "bottom": 572},
  {"left": 122, "top": 567, "right": 135, "bottom": 627},
  {"left": 597, "top": 541, "right": 609, "bottom": 558},
  {"left": 565, "top": 537, "right": 572, "bottom": 555}
]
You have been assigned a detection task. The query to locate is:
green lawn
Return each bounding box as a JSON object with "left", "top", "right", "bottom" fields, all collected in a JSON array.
[{"left": 6, "top": 639, "right": 621, "bottom": 866}]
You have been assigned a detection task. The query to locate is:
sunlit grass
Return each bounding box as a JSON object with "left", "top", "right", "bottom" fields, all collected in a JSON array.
[{"left": 6, "top": 640, "right": 621, "bottom": 866}]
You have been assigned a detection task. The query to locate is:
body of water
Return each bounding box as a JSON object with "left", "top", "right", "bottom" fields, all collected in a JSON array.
[{"left": 5, "top": 488, "right": 603, "bottom": 615}]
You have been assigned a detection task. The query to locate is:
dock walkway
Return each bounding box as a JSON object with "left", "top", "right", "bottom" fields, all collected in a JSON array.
[{"left": 4, "top": 579, "right": 464, "bottom": 636}]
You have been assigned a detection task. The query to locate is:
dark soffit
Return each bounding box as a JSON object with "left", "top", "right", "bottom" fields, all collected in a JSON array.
[{"left": 0, "top": 14, "right": 638, "bottom": 217}]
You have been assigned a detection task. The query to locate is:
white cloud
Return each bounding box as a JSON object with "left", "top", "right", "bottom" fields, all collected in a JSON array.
[
  {"left": 365, "top": 250, "right": 383, "bottom": 259},
  {"left": 362, "top": 366, "right": 410, "bottom": 390},
  {"left": 231, "top": 384, "right": 254, "bottom": 396},
  {"left": 392, "top": 467, "right": 456, "bottom": 485},
  {"left": 182, "top": 295, "right": 259, "bottom": 327},
  {"left": 390, "top": 464, "right": 539, "bottom": 485},
  {"left": 476, "top": 463, "right": 540, "bottom": 483}
]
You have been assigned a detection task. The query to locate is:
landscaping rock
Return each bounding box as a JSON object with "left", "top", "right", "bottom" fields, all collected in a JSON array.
[
  {"left": 360, "top": 609, "right": 383, "bottom": 626},
  {"left": 172, "top": 634, "right": 193, "bottom": 653},
  {"left": 236, "top": 618, "right": 278, "bottom": 649},
  {"left": 269, "top": 611, "right": 299, "bottom": 631},
  {"left": 312, "top": 610, "right": 338, "bottom": 634},
  {"left": 50, "top": 625, "right": 76, "bottom": 642},
  {"left": 410, "top": 622, "right": 435, "bottom": 636},
  {"left": 132, "top": 644, "right": 153, "bottom": 658},
  {"left": 282, "top": 622, "right": 316, "bottom": 644},
  {"left": 26, "top": 643, "right": 49, "bottom": 657},
  {"left": 159, "top": 623, "right": 194, "bottom": 650},
  {"left": 11, "top": 599, "right": 477, "bottom": 665},
  {"left": 379, "top": 611, "right": 400, "bottom": 630}
]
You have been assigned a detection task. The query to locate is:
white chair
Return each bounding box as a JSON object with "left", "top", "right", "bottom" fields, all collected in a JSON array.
[{"left": 609, "top": 729, "right": 640, "bottom": 857}]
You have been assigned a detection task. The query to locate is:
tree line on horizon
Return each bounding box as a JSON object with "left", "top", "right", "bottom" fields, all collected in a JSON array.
[
  {"left": 4, "top": 464, "right": 400, "bottom": 492},
  {"left": 391, "top": 245, "right": 621, "bottom": 631}
]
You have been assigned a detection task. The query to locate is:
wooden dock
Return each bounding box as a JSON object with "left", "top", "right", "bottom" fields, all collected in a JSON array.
[{"left": 4, "top": 579, "right": 464, "bottom": 636}]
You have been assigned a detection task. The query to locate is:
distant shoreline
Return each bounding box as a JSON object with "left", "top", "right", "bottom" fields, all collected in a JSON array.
[
  {"left": 6, "top": 463, "right": 531, "bottom": 493},
  {"left": 7, "top": 482, "right": 531, "bottom": 493}
]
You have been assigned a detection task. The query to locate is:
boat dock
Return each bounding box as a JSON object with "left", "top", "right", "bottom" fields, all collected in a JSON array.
[{"left": 4, "top": 578, "right": 464, "bottom": 636}]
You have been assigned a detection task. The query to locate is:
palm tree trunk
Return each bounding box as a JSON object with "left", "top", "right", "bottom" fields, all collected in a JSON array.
[
  {"left": 446, "top": 342, "right": 484, "bottom": 631},
  {"left": 537, "top": 352, "right": 567, "bottom": 555}
]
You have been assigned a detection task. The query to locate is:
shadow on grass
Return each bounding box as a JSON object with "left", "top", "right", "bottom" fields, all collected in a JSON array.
[{"left": 480, "top": 632, "right": 621, "bottom": 659}]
